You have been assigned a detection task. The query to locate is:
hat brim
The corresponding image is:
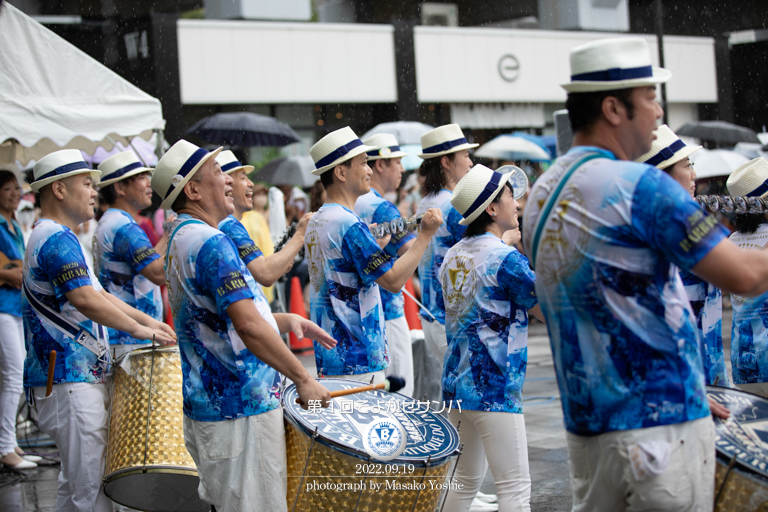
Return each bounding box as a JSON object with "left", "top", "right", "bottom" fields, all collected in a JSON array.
[
  {"left": 159, "top": 147, "right": 222, "bottom": 210},
  {"left": 311, "top": 144, "right": 378, "bottom": 176},
  {"left": 561, "top": 67, "right": 671, "bottom": 93},
  {"left": 419, "top": 143, "right": 479, "bottom": 160},
  {"left": 31, "top": 169, "right": 102, "bottom": 192},
  {"left": 651, "top": 144, "right": 702, "bottom": 170},
  {"left": 368, "top": 150, "right": 409, "bottom": 161},
  {"left": 223, "top": 165, "right": 255, "bottom": 175},
  {"left": 458, "top": 172, "right": 512, "bottom": 226},
  {"left": 96, "top": 167, "right": 154, "bottom": 188}
]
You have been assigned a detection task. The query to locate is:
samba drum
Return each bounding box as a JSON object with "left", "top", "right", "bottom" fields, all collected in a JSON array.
[
  {"left": 709, "top": 386, "right": 768, "bottom": 511},
  {"left": 104, "top": 346, "right": 207, "bottom": 512},
  {"left": 283, "top": 379, "right": 461, "bottom": 512}
]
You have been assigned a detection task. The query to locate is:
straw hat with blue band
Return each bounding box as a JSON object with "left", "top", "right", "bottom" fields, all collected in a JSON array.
[
  {"left": 363, "top": 134, "right": 408, "bottom": 161},
  {"left": 31, "top": 149, "right": 101, "bottom": 192},
  {"left": 310, "top": 127, "right": 376, "bottom": 176},
  {"left": 636, "top": 124, "right": 701, "bottom": 170},
  {"left": 97, "top": 151, "right": 154, "bottom": 188},
  {"left": 561, "top": 37, "right": 671, "bottom": 93},
  {"left": 216, "top": 150, "right": 254, "bottom": 175},
  {"left": 418, "top": 124, "right": 478, "bottom": 159},
  {"left": 727, "top": 157, "right": 768, "bottom": 199},
  {"left": 151, "top": 140, "right": 222, "bottom": 210},
  {"left": 451, "top": 164, "right": 513, "bottom": 226}
]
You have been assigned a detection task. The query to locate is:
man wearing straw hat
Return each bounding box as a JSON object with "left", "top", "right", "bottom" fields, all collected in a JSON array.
[
  {"left": 22, "top": 149, "right": 176, "bottom": 512},
  {"left": 152, "top": 140, "right": 334, "bottom": 512},
  {"left": 93, "top": 151, "right": 169, "bottom": 360},
  {"left": 306, "top": 127, "right": 443, "bottom": 384},
  {"left": 216, "top": 150, "right": 309, "bottom": 291},
  {"left": 520, "top": 37, "right": 768, "bottom": 510},
  {"left": 354, "top": 133, "right": 416, "bottom": 397}
]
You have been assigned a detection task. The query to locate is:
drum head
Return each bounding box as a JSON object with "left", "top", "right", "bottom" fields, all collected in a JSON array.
[
  {"left": 283, "top": 379, "right": 460, "bottom": 465},
  {"left": 104, "top": 469, "right": 208, "bottom": 512},
  {"left": 708, "top": 386, "right": 768, "bottom": 479}
]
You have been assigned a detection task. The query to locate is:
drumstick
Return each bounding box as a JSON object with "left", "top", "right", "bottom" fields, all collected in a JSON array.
[
  {"left": 45, "top": 350, "right": 56, "bottom": 397},
  {"left": 295, "top": 376, "right": 405, "bottom": 403}
]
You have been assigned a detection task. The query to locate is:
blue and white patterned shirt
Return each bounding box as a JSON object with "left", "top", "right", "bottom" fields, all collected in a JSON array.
[
  {"left": 729, "top": 224, "right": 768, "bottom": 385},
  {"left": 440, "top": 234, "right": 537, "bottom": 413},
  {"left": 354, "top": 189, "right": 416, "bottom": 321},
  {"left": 0, "top": 215, "right": 24, "bottom": 317},
  {"left": 165, "top": 214, "right": 280, "bottom": 422},
  {"left": 679, "top": 269, "right": 728, "bottom": 386},
  {"left": 218, "top": 215, "right": 264, "bottom": 266},
  {"left": 93, "top": 208, "right": 162, "bottom": 345},
  {"left": 416, "top": 190, "right": 466, "bottom": 324},
  {"left": 522, "top": 146, "right": 728, "bottom": 435},
  {"left": 305, "top": 203, "right": 393, "bottom": 376},
  {"left": 23, "top": 219, "right": 109, "bottom": 388}
]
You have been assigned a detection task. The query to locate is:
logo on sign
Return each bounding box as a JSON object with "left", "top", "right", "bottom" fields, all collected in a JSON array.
[
  {"left": 363, "top": 419, "right": 407, "bottom": 461},
  {"left": 498, "top": 54, "right": 520, "bottom": 82}
]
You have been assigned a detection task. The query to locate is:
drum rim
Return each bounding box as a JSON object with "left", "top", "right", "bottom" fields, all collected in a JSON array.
[
  {"left": 113, "top": 345, "right": 179, "bottom": 364},
  {"left": 283, "top": 379, "right": 461, "bottom": 466},
  {"left": 104, "top": 465, "right": 199, "bottom": 482}
]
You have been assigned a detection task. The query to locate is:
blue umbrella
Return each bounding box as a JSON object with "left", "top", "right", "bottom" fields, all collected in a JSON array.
[
  {"left": 186, "top": 112, "right": 301, "bottom": 148},
  {"left": 399, "top": 144, "right": 424, "bottom": 171},
  {"left": 511, "top": 132, "right": 556, "bottom": 159}
]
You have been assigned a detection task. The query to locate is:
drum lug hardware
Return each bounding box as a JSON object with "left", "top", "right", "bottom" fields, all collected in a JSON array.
[
  {"left": 291, "top": 426, "right": 319, "bottom": 512},
  {"left": 439, "top": 445, "right": 464, "bottom": 512},
  {"left": 410, "top": 456, "right": 432, "bottom": 512},
  {"left": 353, "top": 456, "right": 374, "bottom": 512},
  {"left": 714, "top": 454, "right": 738, "bottom": 507}
]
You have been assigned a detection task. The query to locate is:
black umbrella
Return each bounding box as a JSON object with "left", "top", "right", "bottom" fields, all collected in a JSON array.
[
  {"left": 186, "top": 112, "right": 301, "bottom": 147},
  {"left": 676, "top": 121, "right": 760, "bottom": 145}
]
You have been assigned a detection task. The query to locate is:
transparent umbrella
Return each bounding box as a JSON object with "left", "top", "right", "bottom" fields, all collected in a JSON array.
[
  {"left": 361, "top": 122, "right": 434, "bottom": 145},
  {"left": 474, "top": 135, "right": 552, "bottom": 162},
  {"left": 689, "top": 148, "right": 750, "bottom": 179}
]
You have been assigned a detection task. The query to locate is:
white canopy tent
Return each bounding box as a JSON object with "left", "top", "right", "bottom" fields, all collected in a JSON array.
[{"left": 0, "top": 2, "right": 165, "bottom": 167}]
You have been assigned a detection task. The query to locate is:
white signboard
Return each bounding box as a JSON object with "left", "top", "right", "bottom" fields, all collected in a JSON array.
[
  {"left": 414, "top": 27, "right": 717, "bottom": 104},
  {"left": 178, "top": 20, "right": 398, "bottom": 104}
]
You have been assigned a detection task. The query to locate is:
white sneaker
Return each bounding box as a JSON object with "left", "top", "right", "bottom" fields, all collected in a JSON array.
[
  {"left": 469, "top": 498, "right": 498, "bottom": 512},
  {"left": 475, "top": 491, "right": 498, "bottom": 504},
  {"left": 4, "top": 458, "right": 37, "bottom": 470},
  {"left": 22, "top": 454, "right": 43, "bottom": 463}
]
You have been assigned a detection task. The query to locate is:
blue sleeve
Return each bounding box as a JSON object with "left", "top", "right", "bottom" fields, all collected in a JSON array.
[
  {"left": 498, "top": 250, "right": 538, "bottom": 309},
  {"left": 195, "top": 235, "right": 254, "bottom": 316},
  {"left": 114, "top": 223, "right": 160, "bottom": 273},
  {"left": 372, "top": 202, "right": 416, "bottom": 258},
  {"left": 40, "top": 231, "right": 92, "bottom": 299},
  {"left": 220, "top": 219, "right": 264, "bottom": 265},
  {"left": 447, "top": 207, "right": 467, "bottom": 245},
  {"left": 341, "top": 222, "right": 394, "bottom": 287},
  {"left": 631, "top": 169, "right": 728, "bottom": 272}
]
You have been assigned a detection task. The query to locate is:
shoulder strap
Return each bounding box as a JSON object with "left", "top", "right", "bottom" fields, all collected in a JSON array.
[
  {"left": 529, "top": 153, "right": 606, "bottom": 268},
  {"left": 164, "top": 218, "right": 205, "bottom": 270}
]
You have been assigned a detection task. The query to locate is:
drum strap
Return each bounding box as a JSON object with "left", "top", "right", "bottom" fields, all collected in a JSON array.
[{"left": 529, "top": 152, "right": 608, "bottom": 268}]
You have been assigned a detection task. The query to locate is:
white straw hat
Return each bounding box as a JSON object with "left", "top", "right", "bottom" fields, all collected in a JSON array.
[
  {"left": 151, "top": 140, "right": 222, "bottom": 210},
  {"left": 216, "top": 150, "right": 254, "bottom": 175},
  {"left": 636, "top": 125, "right": 701, "bottom": 169},
  {"left": 562, "top": 38, "right": 671, "bottom": 93},
  {"left": 451, "top": 164, "right": 512, "bottom": 226},
  {"left": 97, "top": 151, "right": 153, "bottom": 188},
  {"left": 363, "top": 134, "right": 408, "bottom": 161},
  {"left": 419, "top": 124, "right": 478, "bottom": 159},
  {"left": 310, "top": 127, "right": 376, "bottom": 176},
  {"left": 727, "top": 157, "right": 768, "bottom": 198},
  {"left": 31, "top": 149, "right": 101, "bottom": 192}
]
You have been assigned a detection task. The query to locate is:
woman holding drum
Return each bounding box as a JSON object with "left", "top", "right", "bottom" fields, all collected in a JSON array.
[{"left": 439, "top": 164, "right": 544, "bottom": 512}]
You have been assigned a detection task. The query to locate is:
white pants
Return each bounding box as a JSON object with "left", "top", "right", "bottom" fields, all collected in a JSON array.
[
  {"left": 422, "top": 319, "right": 448, "bottom": 365},
  {"left": 384, "top": 316, "right": 414, "bottom": 397},
  {"left": 183, "top": 408, "right": 287, "bottom": 512},
  {"left": 566, "top": 417, "right": 715, "bottom": 512},
  {"left": 323, "top": 370, "right": 386, "bottom": 385},
  {"left": 0, "top": 313, "right": 23, "bottom": 455},
  {"left": 33, "top": 382, "right": 112, "bottom": 512},
  {"left": 444, "top": 409, "right": 531, "bottom": 512}
]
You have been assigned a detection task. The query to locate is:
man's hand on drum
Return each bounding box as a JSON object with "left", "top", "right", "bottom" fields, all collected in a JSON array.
[
  {"left": 295, "top": 377, "right": 332, "bottom": 410},
  {"left": 708, "top": 396, "right": 730, "bottom": 419},
  {"left": 133, "top": 323, "right": 176, "bottom": 346},
  {"left": 279, "top": 313, "right": 337, "bottom": 350}
]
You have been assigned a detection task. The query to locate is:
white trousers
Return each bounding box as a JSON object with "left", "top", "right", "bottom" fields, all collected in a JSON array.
[
  {"left": 33, "top": 382, "right": 112, "bottom": 512},
  {"left": 384, "top": 316, "right": 414, "bottom": 397},
  {"left": 0, "top": 313, "right": 23, "bottom": 455},
  {"left": 444, "top": 409, "right": 531, "bottom": 512},
  {"left": 566, "top": 417, "right": 715, "bottom": 512},
  {"left": 323, "top": 370, "right": 386, "bottom": 385},
  {"left": 183, "top": 408, "right": 287, "bottom": 512},
  {"left": 422, "top": 319, "right": 448, "bottom": 365}
]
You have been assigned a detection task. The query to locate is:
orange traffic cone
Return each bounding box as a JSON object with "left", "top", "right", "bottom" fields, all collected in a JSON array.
[
  {"left": 404, "top": 278, "right": 422, "bottom": 330},
  {"left": 289, "top": 276, "right": 313, "bottom": 353}
]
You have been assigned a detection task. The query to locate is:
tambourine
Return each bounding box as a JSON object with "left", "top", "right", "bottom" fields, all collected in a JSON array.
[{"left": 496, "top": 165, "right": 529, "bottom": 200}]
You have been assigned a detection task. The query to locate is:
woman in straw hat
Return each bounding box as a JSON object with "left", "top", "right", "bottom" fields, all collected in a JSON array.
[
  {"left": 726, "top": 157, "right": 768, "bottom": 397},
  {"left": 440, "top": 164, "right": 544, "bottom": 512},
  {"left": 416, "top": 124, "right": 477, "bottom": 366},
  {"left": 636, "top": 125, "right": 729, "bottom": 387}
]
